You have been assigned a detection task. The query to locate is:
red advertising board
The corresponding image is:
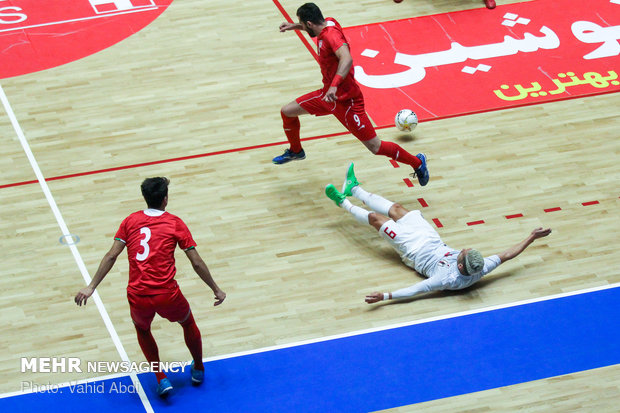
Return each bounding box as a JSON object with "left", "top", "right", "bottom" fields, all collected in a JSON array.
[{"left": 343, "top": 0, "right": 620, "bottom": 124}]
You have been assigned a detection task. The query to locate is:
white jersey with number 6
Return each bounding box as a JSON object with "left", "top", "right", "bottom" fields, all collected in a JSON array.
[{"left": 378, "top": 210, "right": 501, "bottom": 297}]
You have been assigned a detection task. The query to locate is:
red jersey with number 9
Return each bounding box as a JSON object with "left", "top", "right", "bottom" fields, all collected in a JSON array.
[
  {"left": 115, "top": 210, "right": 196, "bottom": 295},
  {"left": 317, "top": 17, "right": 362, "bottom": 101}
]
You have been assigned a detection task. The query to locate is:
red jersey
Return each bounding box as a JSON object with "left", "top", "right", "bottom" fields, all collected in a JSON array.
[
  {"left": 317, "top": 17, "right": 362, "bottom": 100},
  {"left": 115, "top": 209, "right": 196, "bottom": 295}
]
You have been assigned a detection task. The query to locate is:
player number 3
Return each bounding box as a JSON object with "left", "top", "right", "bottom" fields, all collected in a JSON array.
[{"left": 136, "top": 227, "right": 151, "bottom": 261}]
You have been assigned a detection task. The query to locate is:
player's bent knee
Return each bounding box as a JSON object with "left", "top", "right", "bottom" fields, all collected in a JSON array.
[
  {"left": 368, "top": 212, "right": 386, "bottom": 230},
  {"left": 389, "top": 203, "right": 409, "bottom": 220},
  {"left": 368, "top": 212, "right": 378, "bottom": 225},
  {"left": 281, "top": 106, "right": 292, "bottom": 117},
  {"left": 281, "top": 103, "right": 295, "bottom": 117},
  {"left": 282, "top": 101, "right": 306, "bottom": 118}
]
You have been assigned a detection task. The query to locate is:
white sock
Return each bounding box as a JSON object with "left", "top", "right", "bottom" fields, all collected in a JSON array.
[
  {"left": 351, "top": 186, "right": 394, "bottom": 216},
  {"left": 341, "top": 199, "right": 370, "bottom": 225}
]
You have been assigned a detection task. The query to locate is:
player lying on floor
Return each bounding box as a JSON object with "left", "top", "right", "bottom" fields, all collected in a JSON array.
[{"left": 324, "top": 163, "right": 551, "bottom": 303}]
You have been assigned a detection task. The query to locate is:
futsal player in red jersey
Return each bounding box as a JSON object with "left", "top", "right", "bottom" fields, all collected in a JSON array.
[
  {"left": 75, "top": 177, "right": 226, "bottom": 397},
  {"left": 273, "top": 3, "right": 430, "bottom": 186}
]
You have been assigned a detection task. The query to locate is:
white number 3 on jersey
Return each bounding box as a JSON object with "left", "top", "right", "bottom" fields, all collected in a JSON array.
[{"left": 136, "top": 227, "right": 151, "bottom": 261}]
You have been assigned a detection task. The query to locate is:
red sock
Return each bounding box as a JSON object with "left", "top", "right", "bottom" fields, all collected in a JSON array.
[
  {"left": 376, "top": 141, "right": 421, "bottom": 169},
  {"left": 181, "top": 313, "right": 204, "bottom": 371},
  {"left": 281, "top": 111, "right": 302, "bottom": 153},
  {"left": 134, "top": 325, "right": 167, "bottom": 382}
]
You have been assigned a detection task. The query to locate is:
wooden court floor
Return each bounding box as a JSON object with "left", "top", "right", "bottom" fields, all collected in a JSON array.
[{"left": 1, "top": 0, "right": 618, "bottom": 410}]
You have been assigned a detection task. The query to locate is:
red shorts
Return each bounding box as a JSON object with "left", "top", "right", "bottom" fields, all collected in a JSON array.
[
  {"left": 127, "top": 288, "right": 191, "bottom": 330},
  {"left": 296, "top": 89, "right": 377, "bottom": 141}
]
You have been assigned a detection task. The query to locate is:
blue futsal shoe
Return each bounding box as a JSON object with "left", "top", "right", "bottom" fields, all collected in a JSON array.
[
  {"left": 272, "top": 148, "right": 306, "bottom": 164},
  {"left": 157, "top": 378, "right": 173, "bottom": 397},
  {"left": 190, "top": 361, "right": 204, "bottom": 384},
  {"left": 412, "top": 153, "right": 430, "bottom": 186}
]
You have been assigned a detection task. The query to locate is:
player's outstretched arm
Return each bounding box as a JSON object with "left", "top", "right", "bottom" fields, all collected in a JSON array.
[
  {"left": 185, "top": 248, "right": 226, "bottom": 306},
  {"left": 75, "top": 240, "right": 125, "bottom": 306},
  {"left": 365, "top": 277, "right": 443, "bottom": 304},
  {"left": 279, "top": 22, "right": 302, "bottom": 32},
  {"left": 497, "top": 227, "right": 552, "bottom": 263},
  {"left": 365, "top": 292, "right": 389, "bottom": 304}
]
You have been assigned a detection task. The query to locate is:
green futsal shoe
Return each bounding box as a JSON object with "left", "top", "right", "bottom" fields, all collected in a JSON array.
[
  {"left": 325, "top": 184, "right": 346, "bottom": 206},
  {"left": 341, "top": 162, "right": 360, "bottom": 197}
]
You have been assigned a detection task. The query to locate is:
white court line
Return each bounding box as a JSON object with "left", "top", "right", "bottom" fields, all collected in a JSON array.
[
  {"left": 0, "top": 85, "right": 154, "bottom": 413},
  {"left": 205, "top": 281, "right": 620, "bottom": 360},
  {"left": 0, "top": 7, "right": 158, "bottom": 34},
  {"left": 2, "top": 280, "right": 618, "bottom": 399}
]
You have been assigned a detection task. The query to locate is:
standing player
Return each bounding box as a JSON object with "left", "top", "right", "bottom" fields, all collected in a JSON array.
[
  {"left": 273, "top": 3, "right": 430, "bottom": 186},
  {"left": 324, "top": 164, "right": 551, "bottom": 303},
  {"left": 75, "top": 177, "right": 226, "bottom": 397}
]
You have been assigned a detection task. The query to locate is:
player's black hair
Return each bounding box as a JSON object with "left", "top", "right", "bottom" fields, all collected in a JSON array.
[
  {"left": 141, "top": 177, "right": 169, "bottom": 208},
  {"left": 297, "top": 3, "right": 324, "bottom": 25}
]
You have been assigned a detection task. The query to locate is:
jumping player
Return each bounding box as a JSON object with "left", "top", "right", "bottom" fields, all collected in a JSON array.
[
  {"left": 74, "top": 177, "right": 226, "bottom": 397},
  {"left": 324, "top": 164, "right": 551, "bottom": 303},
  {"left": 273, "top": 3, "right": 430, "bottom": 186}
]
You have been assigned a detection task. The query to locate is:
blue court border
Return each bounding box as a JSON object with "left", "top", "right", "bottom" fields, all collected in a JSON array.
[{"left": 3, "top": 286, "right": 619, "bottom": 412}]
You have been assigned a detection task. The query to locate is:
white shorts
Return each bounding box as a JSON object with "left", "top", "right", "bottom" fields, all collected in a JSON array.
[{"left": 379, "top": 210, "right": 442, "bottom": 268}]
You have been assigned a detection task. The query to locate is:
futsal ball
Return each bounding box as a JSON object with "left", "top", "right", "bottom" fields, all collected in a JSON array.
[{"left": 395, "top": 109, "right": 418, "bottom": 132}]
